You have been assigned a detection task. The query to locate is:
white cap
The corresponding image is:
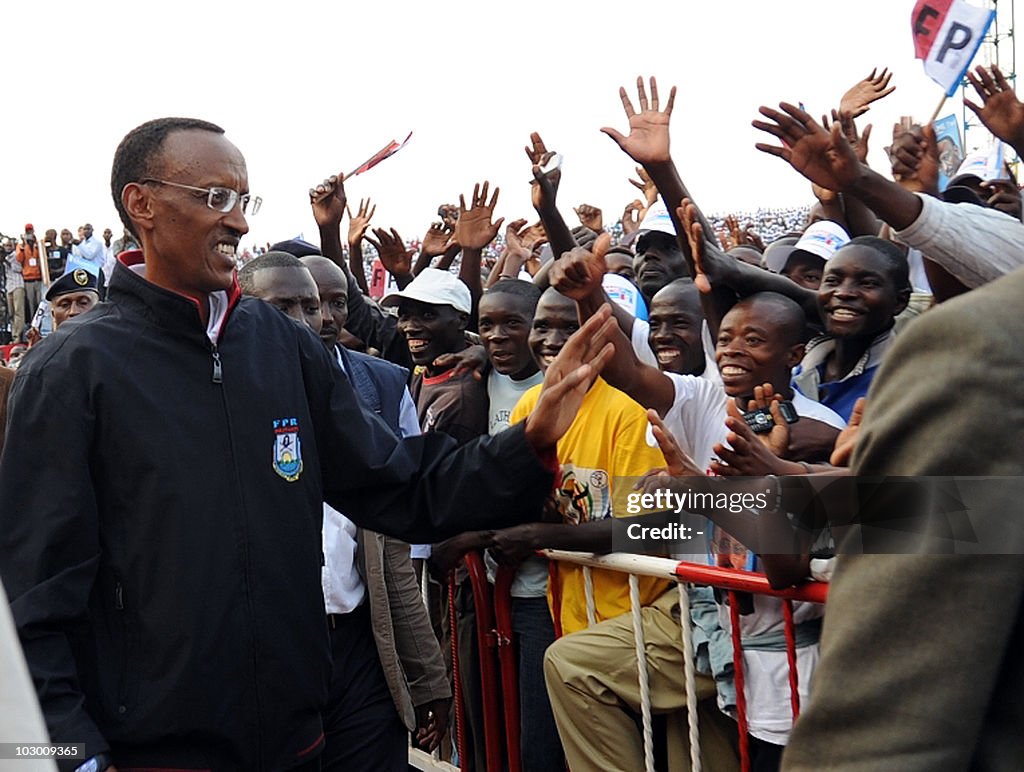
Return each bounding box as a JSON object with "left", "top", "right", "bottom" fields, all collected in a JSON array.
[
  {"left": 765, "top": 220, "right": 850, "bottom": 272},
  {"left": 637, "top": 201, "right": 675, "bottom": 237},
  {"left": 380, "top": 268, "right": 472, "bottom": 314},
  {"left": 950, "top": 144, "right": 1009, "bottom": 185}
]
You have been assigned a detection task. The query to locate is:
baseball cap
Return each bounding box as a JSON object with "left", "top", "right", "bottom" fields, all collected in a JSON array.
[
  {"left": 765, "top": 221, "right": 849, "bottom": 272},
  {"left": 949, "top": 146, "right": 1009, "bottom": 187},
  {"left": 24, "top": 223, "right": 34, "bottom": 232},
  {"left": 637, "top": 201, "right": 675, "bottom": 237},
  {"left": 381, "top": 268, "right": 471, "bottom": 315}
]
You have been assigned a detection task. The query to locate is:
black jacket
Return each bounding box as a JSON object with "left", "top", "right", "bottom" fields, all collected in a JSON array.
[{"left": 0, "top": 258, "right": 552, "bottom": 771}]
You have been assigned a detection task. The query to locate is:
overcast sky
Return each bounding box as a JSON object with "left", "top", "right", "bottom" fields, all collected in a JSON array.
[{"left": 4, "top": 1, "right": 1015, "bottom": 251}]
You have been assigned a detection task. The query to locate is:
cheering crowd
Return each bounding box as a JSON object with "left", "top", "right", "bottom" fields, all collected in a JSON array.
[{"left": 3, "top": 60, "right": 1024, "bottom": 772}]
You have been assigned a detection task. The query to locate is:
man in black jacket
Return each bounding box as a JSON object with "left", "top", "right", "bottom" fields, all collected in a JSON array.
[{"left": 0, "top": 117, "right": 614, "bottom": 772}]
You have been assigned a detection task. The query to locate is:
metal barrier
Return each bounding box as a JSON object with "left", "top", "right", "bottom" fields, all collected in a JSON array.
[{"left": 420, "top": 550, "right": 827, "bottom": 772}]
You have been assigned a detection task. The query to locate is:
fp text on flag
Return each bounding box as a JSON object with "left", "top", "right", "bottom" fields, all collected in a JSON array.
[{"left": 913, "top": 0, "right": 995, "bottom": 97}]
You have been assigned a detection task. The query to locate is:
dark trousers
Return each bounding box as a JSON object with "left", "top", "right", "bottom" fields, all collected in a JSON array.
[
  {"left": 748, "top": 734, "right": 785, "bottom": 772},
  {"left": 320, "top": 602, "right": 407, "bottom": 771},
  {"left": 511, "top": 596, "right": 564, "bottom": 772}
]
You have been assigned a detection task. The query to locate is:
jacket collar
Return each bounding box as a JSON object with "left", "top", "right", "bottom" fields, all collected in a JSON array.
[{"left": 109, "top": 250, "right": 242, "bottom": 343}]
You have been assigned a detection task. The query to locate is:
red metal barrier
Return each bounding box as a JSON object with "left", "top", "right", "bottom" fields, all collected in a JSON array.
[
  {"left": 462, "top": 552, "right": 504, "bottom": 772},
  {"left": 493, "top": 566, "right": 521, "bottom": 772},
  {"left": 450, "top": 552, "right": 828, "bottom": 771},
  {"left": 447, "top": 575, "right": 468, "bottom": 770}
]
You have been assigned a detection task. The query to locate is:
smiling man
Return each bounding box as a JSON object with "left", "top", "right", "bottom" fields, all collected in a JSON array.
[
  {"left": 0, "top": 117, "right": 615, "bottom": 772},
  {"left": 793, "top": 236, "right": 910, "bottom": 422},
  {"left": 384, "top": 267, "right": 489, "bottom": 446}
]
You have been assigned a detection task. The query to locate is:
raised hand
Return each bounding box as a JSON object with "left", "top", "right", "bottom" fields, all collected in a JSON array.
[
  {"left": 453, "top": 181, "right": 503, "bottom": 250},
  {"left": 438, "top": 203, "right": 460, "bottom": 228},
  {"left": 309, "top": 172, "right": 347, "bottom": 228},
  {"left": 601, "top": 76, "right": 677, "bottom": 166},
  {"left": 346, "top": 197, "right": 375, "bottom": 247},
  {"left": 621, "top": 199, "right": 645, "bottom": 237},
  {"left": 549, "top": 232, "right": 611, "bottom": 301},
  {"left": 965, "top": 65, "right": 1024, "bottom": 152},
  {"left": 518, "top": 221, "right": 548, "bottom": 251},
  {"left": 889, "top": 123, "right": 939, "bottom": 195},
  {"left": 629, "top": 166, "right": 659, "bottom": 207},
  {"left": 574, "top": 203, "right": 604, "bottom": 232},
  {"left": 525, "top": 132, "right": 561, "bottom": 211},
  {"left": 523, "top": 305, "right": 617, "bottom": 451},
  {"left": 366, "top": 227, "right": 414, "bottom": 278},
  {"left": 825, "top": 109, "right": 873, "bottom": 165},
  {"left": 830, "top": 396, "right": 866, "bottom": 467},
  {"left": 421, "top": 221, "right": 455, "bottom": 259},
  {"left": 754, "top": 103, "right": 863, "bottom": 193},
  {"left": 678, "top": 199, "right": 712, "bottom": 294},
  {"left": 839, "top": 68, "right": 895, "bottom": 119}
]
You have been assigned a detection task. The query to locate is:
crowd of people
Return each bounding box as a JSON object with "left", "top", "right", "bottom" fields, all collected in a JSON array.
[{"left": 2, "top": 61, "right": 1024, "bottom": 772}]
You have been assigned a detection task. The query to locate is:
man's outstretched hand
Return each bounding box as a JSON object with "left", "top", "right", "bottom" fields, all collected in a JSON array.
[
  {"left": 602, "top": 76, "right": 676, "bottom": 166},
  {"left": 524, "top": 305, "right": 616, "bottom": 452},
  {"left": 549, "top": 232, "right": 611, "bottom": 301},
  {"left": 965, "top": 65, "right": 1024, "bottom": 154},
  {"left": 454, "top": 181, "right": 503, "bottom": 250},
  {"left": 839, "top": 67, "right": 895, "bottom": 119},
  {"left": 753, "top": 103, "right": 863, "bottom": 193}
]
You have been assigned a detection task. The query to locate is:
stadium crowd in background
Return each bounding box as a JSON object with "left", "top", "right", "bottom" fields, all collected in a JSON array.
[{"left": 3, "top": 50, "right": 1024, "bottom": 772}]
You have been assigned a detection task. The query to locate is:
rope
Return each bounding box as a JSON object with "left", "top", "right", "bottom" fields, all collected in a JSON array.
[
  {"left": 677, "top": 583, "right": 701, "bottom": 772},
  {"left": 629, "top": 574, "right": 655, "bottom": 772},
  {"left": 448, "top": 575, "right": 468, "bottom": 769},
  {"left": 782, "top": 598, "right": 800, "bottom": 721},
  {"left": 583, "top": 565, "right": 597, "bottom": 628},
  {"left": 728, "top": 591, "right": 749, "bottom": 772}
]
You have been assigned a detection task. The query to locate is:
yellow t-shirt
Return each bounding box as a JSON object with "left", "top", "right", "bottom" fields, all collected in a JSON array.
[{"left": 511, "top": 377, "right": 670, "bottom": 634}]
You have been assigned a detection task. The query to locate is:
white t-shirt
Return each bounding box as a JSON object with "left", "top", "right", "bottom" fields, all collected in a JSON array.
[
  {"left": 486, "top": 369, "right": 548, "bottom": 597},
  {"left": 658, "top": 372, "right": 841, "bottom": 746},
  {"left": 487, "top": 369, "right": 543, "bottom": 435}
]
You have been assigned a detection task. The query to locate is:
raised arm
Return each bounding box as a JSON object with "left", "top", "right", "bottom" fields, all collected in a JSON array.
[
  {"left": 346, "top": 197, "right": 375, "bottom": 295},
  {"left": 453, "top": 180, "right": 503, "bottom": 324},
  {"left": 965, "top": 64, "right": 1024, "bottom": 159},
  {"left": 525, "top": 132, "right": 576, "bottom": 260},
  {"left": 601, "top": 76, "right": 719, "bottom": 277},
  {"left": 549, "top": 235, "right": 675, "bottom": 415},
  {"left": 366, "top": 228, "right": 416, "bottom": 290}
]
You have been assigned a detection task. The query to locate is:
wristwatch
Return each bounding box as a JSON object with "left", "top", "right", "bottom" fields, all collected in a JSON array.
[{"left": 75, "top": 753, "right": 113, "bottom": 772}]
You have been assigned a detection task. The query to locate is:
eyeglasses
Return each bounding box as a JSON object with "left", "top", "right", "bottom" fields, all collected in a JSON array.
[{"left": 140, "top": 178, "right": 262, "bottom": 215}]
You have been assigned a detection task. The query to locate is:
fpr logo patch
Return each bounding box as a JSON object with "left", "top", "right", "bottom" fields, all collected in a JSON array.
[{"left": 273, "top": 418, "right": 303, "bottom": 482}]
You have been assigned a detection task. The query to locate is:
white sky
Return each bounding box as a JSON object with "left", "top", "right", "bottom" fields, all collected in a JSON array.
[{"left": 4, "top": 0, "right": 1016, "bottom": 251}]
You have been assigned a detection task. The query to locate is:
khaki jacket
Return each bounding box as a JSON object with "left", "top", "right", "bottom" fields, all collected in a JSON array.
[{"left": 357, "top": 530, "right": 450, "bottom": 730}]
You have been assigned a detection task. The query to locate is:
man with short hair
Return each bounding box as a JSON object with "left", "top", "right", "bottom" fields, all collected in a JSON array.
[
  {"left": 384, "top": 267, "right": 489, "bottom": 445},
  {"left": 244, "top": 252, "right": 452, "bottom": 771},
  {"left": 45, "top": 269, "right": 100, "bottom": 330},
  {"left": 633, "top": 202, "right": 689, "bottom": 303},
  {"left": 68, "top": 223, "right": 106, "bottom": 281},
  {"left": 0, "top": 116, "right": 611, "bottom": 772},
  {"left": 3, "top": 237, "right": 26, "bottom": 343},
  {"left": 15, "top": 224, "right": 44, "bottom": 323}
]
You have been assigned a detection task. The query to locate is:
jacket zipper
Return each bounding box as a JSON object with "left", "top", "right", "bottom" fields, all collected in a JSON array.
[
  {"left": 114, "top": 580, "right": 130, "bottom": 715},
  {"left": 211, "top": 345, "right": 223, "bottom": 383}
]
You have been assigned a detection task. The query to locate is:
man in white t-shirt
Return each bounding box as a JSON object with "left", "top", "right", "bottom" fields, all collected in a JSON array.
[{"left": 545, "top": 276, "right": 843, "bottom": 770}]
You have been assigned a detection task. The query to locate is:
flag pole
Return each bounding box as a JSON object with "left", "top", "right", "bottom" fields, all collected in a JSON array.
[{"left": 929, "top": 93, "right": 949, "bottom": 124}]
